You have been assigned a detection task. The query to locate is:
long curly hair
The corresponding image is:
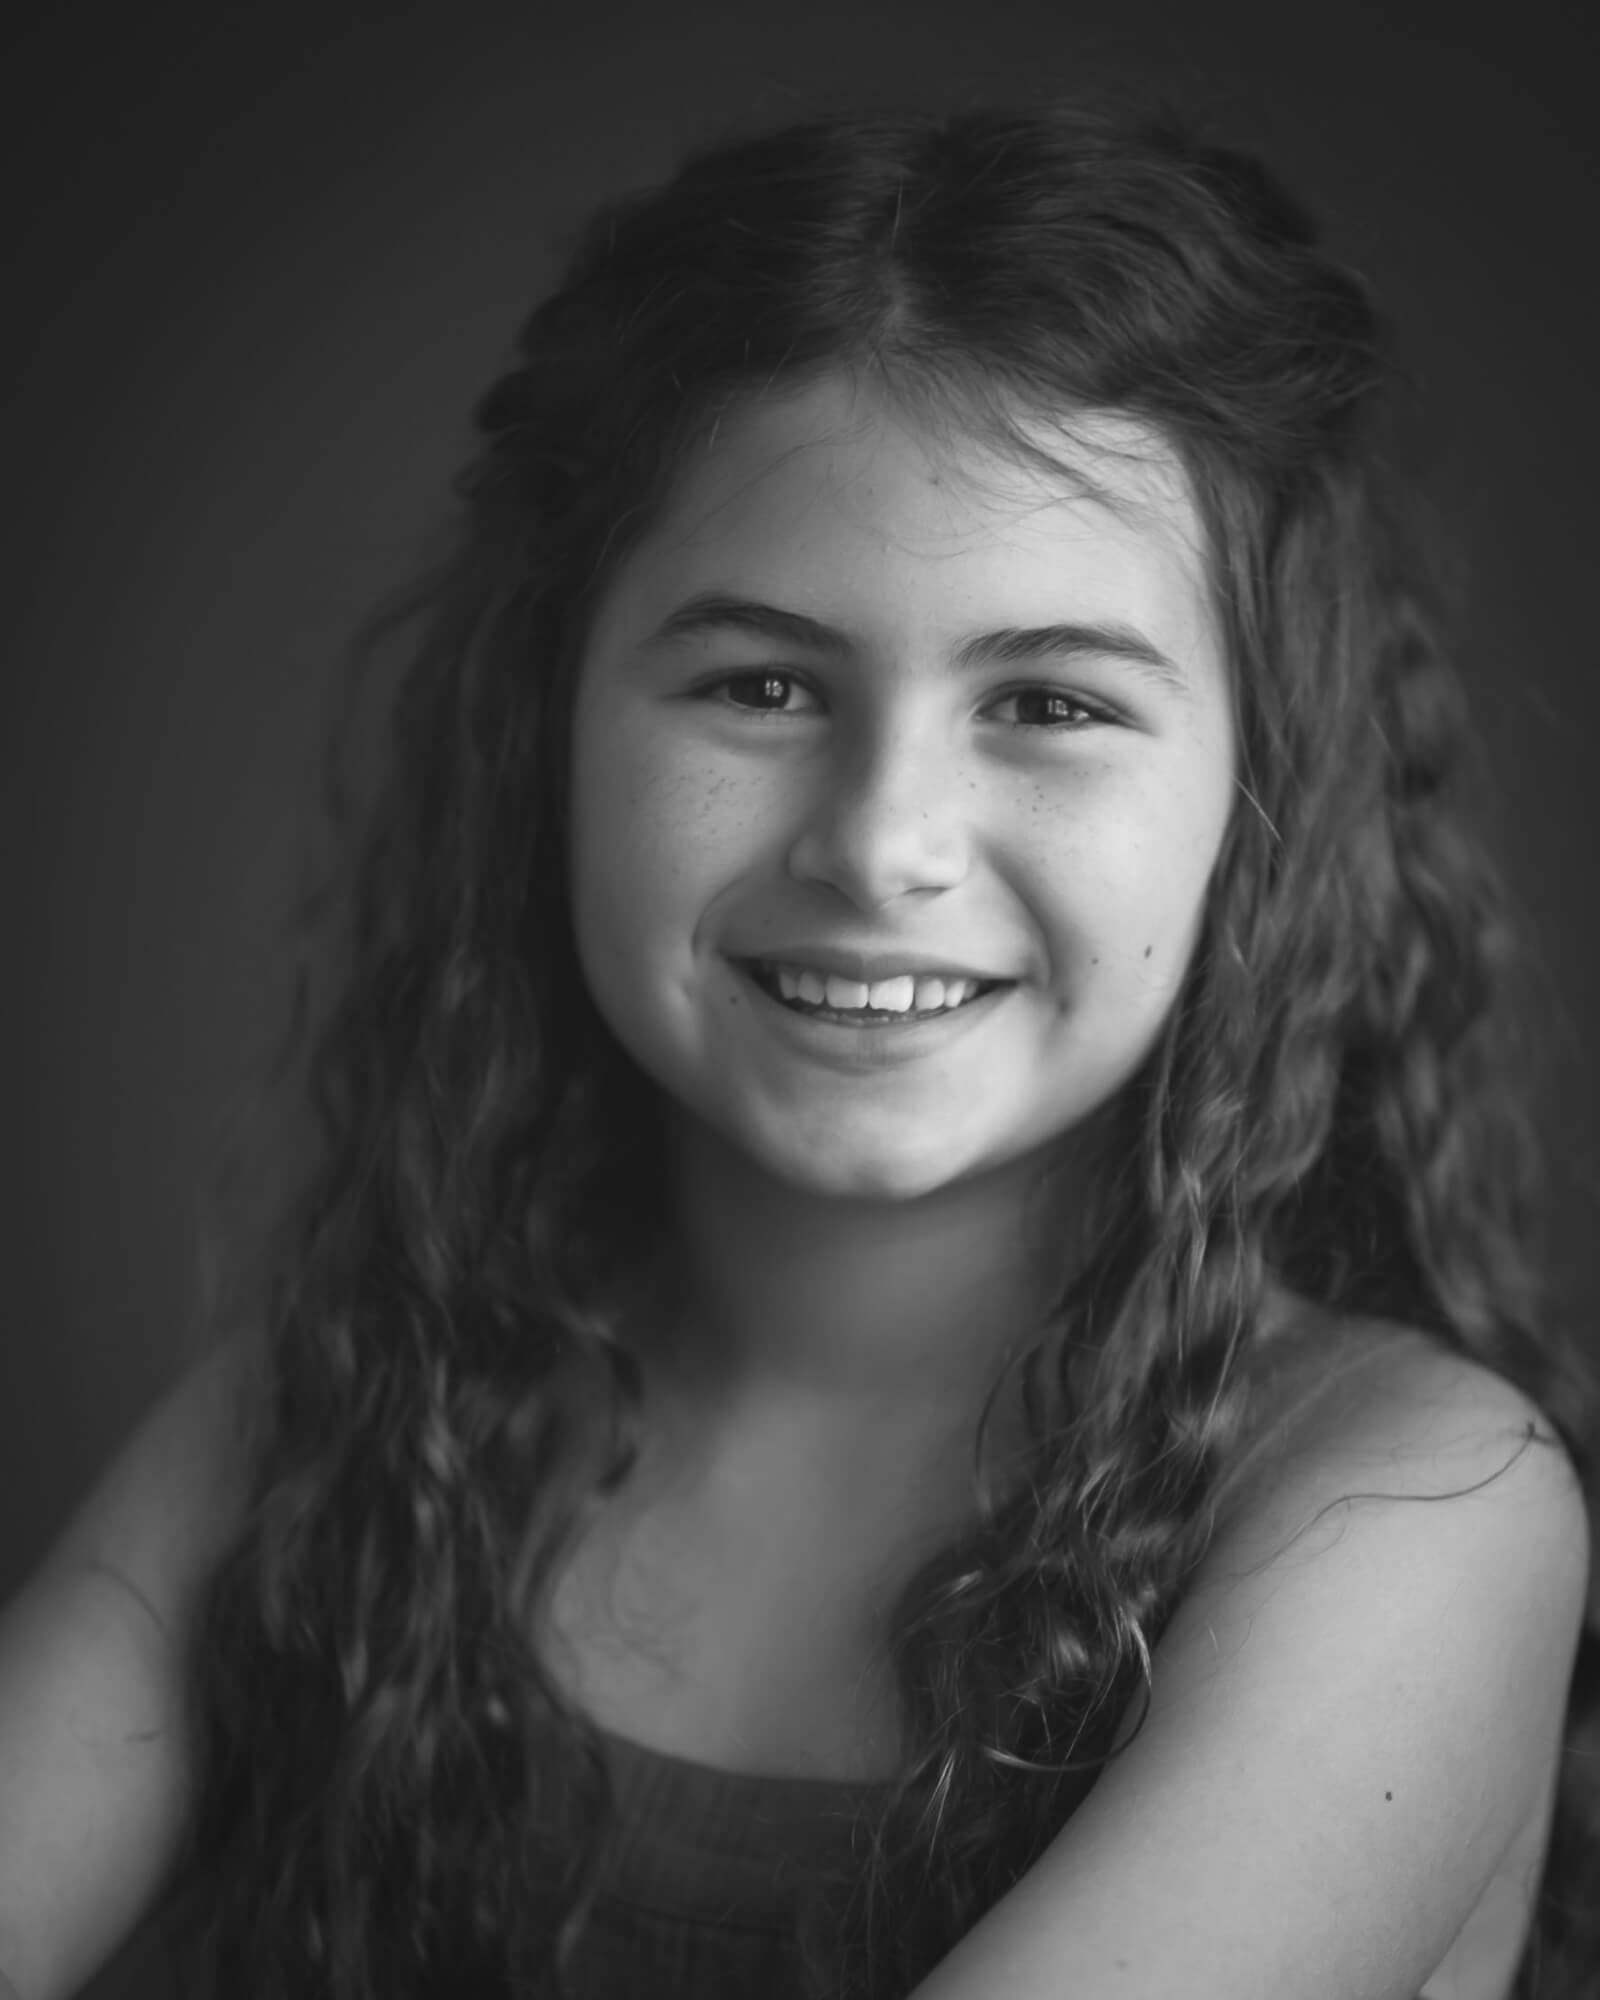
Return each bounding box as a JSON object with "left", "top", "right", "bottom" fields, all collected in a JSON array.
[{"left": 173, "top": 91, "right": 1600, "bottom": 1998}]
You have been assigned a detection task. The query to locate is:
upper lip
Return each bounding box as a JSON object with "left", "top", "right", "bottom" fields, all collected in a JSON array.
[{"left": 736, "top": 946, "right": 1014, "bottom": 985}]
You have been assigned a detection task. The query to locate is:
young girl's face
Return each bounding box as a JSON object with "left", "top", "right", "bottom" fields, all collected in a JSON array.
[{"left": 568, "top": 374, "right": 1236, "bottom": 1203}]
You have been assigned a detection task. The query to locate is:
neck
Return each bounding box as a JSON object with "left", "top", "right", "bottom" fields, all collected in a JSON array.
[{"left": 641, "top": 1108, "right": 1096, "bottom": 1471}]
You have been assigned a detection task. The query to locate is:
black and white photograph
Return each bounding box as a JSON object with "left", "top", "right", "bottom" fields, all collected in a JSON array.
[{"left": 2, "top": 3, "right": 1596, "bottom": 1995}]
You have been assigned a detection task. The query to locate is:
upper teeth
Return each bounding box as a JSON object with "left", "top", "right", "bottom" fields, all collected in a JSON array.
[{"left": 767, "top": 964, "right": 985, "bottom": 1013}]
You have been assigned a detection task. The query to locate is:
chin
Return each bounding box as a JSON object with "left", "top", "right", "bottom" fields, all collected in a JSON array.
[{"left": 752, "top": 1137, "right": 976, "bottom": 1206}]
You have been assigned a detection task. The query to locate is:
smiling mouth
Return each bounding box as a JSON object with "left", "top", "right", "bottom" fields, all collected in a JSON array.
[{"left": 740, "top": 959, "right": 1013, "bottom": 1026}]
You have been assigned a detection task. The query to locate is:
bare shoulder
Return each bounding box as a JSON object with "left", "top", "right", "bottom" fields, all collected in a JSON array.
[
  {"left": 0, "top": 1330, "right": 264, "bottom": 2000},
  {"left": 1196, "top": 1300, "right": 1590, "bottom": 1886},
  {"left": 908, "top": 1308, "right": 1591, "bottom": 1997},
  {"left": 1223, "top": 1289, "right": 1589, "bottom": 1586},
  {"left": 1184, "top": 1310, "right": 1590, "bottom": 1996},
  {"left": 1229, "top": 1299, "right": 1588, "bottom": 1565},
  {"left": 40, "top": 1325, "right": 265, "bottom": 1631}
]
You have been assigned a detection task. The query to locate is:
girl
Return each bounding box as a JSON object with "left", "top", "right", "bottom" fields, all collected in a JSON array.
[{"left": 1, "top": 91, "right": 1595, "bottom": 2000}]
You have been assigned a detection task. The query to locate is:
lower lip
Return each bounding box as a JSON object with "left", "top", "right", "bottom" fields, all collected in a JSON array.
[{"left": 730, "top": 961, "right": 1014, "bottom": 1067}]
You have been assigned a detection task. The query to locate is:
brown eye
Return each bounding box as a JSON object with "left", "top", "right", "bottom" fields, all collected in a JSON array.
[
  {"left": 728, "top": 672, "right": 793, "bottom": 710},
  {"left": 702, "top": 670, "right": 820, "bottom": 716},
  {"left": 989, "top": 687, "right": 1114, "bottom": 730}
]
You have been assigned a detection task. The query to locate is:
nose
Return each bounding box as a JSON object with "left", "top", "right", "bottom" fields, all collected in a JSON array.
[{"left": 785, "top": 722, "right": 970, "bottom": 911}]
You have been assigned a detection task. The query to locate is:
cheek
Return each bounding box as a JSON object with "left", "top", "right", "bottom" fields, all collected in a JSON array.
[
  {"left": 569, "top": 705, "right": 661, "bottom": 988},
  {"left": 1127, "top": 779, "right": 1233, "bottom": 983},
  {"left": 1022, "top": 764, "right": 1228, "bottom": 982},
  {"left": 568, "top": 710, "right": 757, "bottom": 979}
]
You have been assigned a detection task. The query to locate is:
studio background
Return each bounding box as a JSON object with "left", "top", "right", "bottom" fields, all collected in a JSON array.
[{"left": 2, "top": 0, "right": 1596, "bottom": 1613}]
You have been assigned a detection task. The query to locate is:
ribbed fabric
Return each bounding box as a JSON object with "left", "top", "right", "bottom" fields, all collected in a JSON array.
[
  {"left": 563, "top": 1726, "right": 891, "bottom": 1999},
  {"left": 72, "top": 1730, "right": 887, "bottom": 2000}
]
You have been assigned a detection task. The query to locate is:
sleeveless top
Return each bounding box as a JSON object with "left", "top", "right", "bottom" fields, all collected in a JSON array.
[
  {"left": 567, "top": 1724, "right": 892, "bottom": 1999},
  {"left": 77, "top": 1725, "right": 894, "bottom": 2000},
  {"left": 82, "top": 1319, "right": 1457, "bottom": 1998}
]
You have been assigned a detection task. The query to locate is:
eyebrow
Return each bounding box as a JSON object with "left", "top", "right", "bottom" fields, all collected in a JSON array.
[{"left": 640, "top": 590, "right": 1191, "bottom": 699}]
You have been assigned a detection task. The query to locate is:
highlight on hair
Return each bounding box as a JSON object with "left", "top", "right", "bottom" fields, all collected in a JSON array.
[{"left": 171, "top": 90, "right": 1600, "bottom": 1998}]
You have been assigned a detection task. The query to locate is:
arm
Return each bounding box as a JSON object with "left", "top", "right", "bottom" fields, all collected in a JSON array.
[
  {"left": 0, "top": 1332, "right": 259, "bottom": 2000},
  {"left": 908, "top": 1331, "right": 1592, "bottom": 2000}
]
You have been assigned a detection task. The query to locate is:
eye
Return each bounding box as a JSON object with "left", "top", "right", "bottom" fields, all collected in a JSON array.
[
  {"left": 697, "top": 669, "right": 820, "bottom": 718},
  {"left": 986, "top": 686, "right": 1119, "bottom": 731},
  {"left": 691, "top": 673, "right": 1119, "bottom": 731}
]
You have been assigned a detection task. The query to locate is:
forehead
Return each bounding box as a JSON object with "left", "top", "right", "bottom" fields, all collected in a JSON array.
[{"left": 589, "top": 373, "right": 1219, "bottom": 670}]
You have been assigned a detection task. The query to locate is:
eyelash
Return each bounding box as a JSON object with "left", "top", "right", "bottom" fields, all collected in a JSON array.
[{"left": 694, "top": 670, "right": 1121, "bottom": 733}]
